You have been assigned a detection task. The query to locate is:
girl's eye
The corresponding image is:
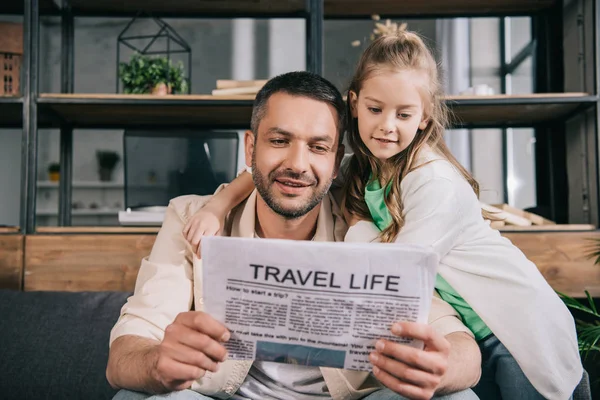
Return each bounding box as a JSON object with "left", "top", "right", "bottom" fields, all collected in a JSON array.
[
  {"left": 399, "top": 113, "right": 411, "bottom": 119},
  {"left": 368, "top": 107, "right": 381, "bottom": 114}
]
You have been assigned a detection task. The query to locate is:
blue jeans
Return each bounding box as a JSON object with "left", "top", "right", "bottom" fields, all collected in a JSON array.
[
  {"left": 472, "top": 334, "right": 545, "bottom": 400},
  {"left": 113, "top": 390, "right": 215, "bottom": 400},
  {"left": 114, "top": 387, "right": 479, "bottom": 400},
  {"left": 363, "top": 387, "right": 479, "bottom": 400}
]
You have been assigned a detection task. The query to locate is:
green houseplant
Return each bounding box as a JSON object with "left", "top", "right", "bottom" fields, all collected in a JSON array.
[
  {"left": 118, "top": 53, "right": 188, "bottom": 95},
  {"left": 559, "top": 290, "right": 600, "bottom": 357},
  {"left": 558, "top": 240, "right": 600, "bottom": 394},
  {"left": 558, "top": 240, "right": 600, "bottom": 357}
]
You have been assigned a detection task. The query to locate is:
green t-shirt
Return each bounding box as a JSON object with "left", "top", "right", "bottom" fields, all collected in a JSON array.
[{"left": 364, "top": 177, "right": 492, "bottom": 341}]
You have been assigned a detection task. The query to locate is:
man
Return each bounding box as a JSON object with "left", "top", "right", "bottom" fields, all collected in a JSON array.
[{"left": 106, "top": 72, "right": 481, "bottom": 400}]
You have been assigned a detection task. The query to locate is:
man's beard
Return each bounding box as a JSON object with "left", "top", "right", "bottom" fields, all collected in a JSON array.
[{"left": 252, "top": 157, "right": 333, "bottom": 220}]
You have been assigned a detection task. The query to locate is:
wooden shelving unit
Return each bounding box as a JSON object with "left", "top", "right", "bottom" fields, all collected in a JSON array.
[
  {"left": 1, "top": 0, "right": 599, "bottom": 312},
  {"left": 447, "top": 93, "right": 597, "bottom": 127},
  {"left": 37, "top": 93, "right": 255, "bottom": 128},
  {"left": 67, "top": 0, "right": 306, "bottom": 17},
  {"left": 36, "top": 92, "right": 597, "bottom": 129},
  {"left": 36, "top": 226, "right": 160, "bottom": 234},
  {"left": 325, "top": 0, "right": 557, "bottom": 17},
  {"left": 0, "top": 0, "right": 558, "bottom": 17}
]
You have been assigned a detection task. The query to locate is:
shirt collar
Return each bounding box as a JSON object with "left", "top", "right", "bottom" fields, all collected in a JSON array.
[{"left": 230, "top": 190, "right": 336, "bottom": 242}]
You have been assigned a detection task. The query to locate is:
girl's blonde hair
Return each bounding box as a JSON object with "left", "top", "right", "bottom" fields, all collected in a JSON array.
[{"left": 343, "top": 31, "right": 482, "bottom": 243}]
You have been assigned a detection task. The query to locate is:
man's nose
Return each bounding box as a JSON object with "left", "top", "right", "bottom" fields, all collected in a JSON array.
[{"left": 284, "top": 143, "right": 309, "bottom": 173}]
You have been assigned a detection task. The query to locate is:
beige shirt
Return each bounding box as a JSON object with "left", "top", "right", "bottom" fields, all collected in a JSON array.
[{"left": 110, "top": 190, "right": 473, "bottom": 400}]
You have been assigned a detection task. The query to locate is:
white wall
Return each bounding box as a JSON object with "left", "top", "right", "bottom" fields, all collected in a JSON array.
[
  {"left": 0, "top": 130, "right": 22, "bottom": 226},
  {"left": 469, "top": 18, "right": 505, "bottom": 205}
]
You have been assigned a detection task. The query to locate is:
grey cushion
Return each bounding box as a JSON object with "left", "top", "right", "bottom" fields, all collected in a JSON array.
[
  {"left": 573, "top": 369, "right": 592, "bottom": 400},
  {"left": 0, "top": 290, "right": 131, "bottom": 400}
]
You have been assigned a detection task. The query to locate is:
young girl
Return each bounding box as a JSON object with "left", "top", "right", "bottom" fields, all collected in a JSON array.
[{"left": 182, "top": 32, "right": 582, "bottom": 399}]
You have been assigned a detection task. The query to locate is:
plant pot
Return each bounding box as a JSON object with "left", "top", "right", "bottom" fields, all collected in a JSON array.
[
  {"left": 152, "top": 83, "right": 172, "bottom": 96},
  {"left": 99, "top": 168, "right": 114, "bottom": 182},
  {"left": 48, "top": 172, "right": 60, "bottom": 182}
]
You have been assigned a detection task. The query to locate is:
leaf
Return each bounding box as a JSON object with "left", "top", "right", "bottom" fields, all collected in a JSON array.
[
  {"left": 579, "top": 324, "right": 600, "bottom": 359},
  {"left": 583, "top": 238, "right": 600, "bottom": 265},
  {"left": 558, "top": 291, "right": 599, "bottom": 318},
  {"left": 118, "top": 52, "right": 187, "bottom": 94},
  {"left": 559, "top": 289, "right": 600, "bottom": 359},
  {"left": 586, "top": 290, "right": 598, "bottom": 314}
]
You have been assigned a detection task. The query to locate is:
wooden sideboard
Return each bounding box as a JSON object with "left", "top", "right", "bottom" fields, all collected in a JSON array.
[{"left": 1, "top": 228, "right": 599, "bottom": 297}]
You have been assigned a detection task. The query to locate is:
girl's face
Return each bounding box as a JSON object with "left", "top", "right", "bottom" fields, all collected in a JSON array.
[{"left": 350, "top": 69, "right": 430, "bottom": 161}]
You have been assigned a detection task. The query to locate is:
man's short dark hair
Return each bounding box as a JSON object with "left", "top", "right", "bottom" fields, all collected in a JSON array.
[{"left": 250, "top": 71, "right": 346, "bottom": 146}]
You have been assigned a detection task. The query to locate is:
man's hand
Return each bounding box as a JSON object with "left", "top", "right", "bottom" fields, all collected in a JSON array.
[
  {"left": 152, "top": 311, "right": 230, "bottom": 392},
  {"left": 369, "top": 321, "right": 450, "bottom": 400}
]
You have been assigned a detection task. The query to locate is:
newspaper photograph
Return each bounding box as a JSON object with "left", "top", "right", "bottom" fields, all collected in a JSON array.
[{"left": 200, "top": 236, "right": 438, "bottom": 371}]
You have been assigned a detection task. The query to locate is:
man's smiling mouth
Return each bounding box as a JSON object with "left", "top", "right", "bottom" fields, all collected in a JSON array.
[{"left": 275, "top": 178, "right": 311, "bottom": 187}]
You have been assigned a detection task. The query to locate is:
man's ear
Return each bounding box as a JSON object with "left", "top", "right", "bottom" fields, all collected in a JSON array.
[
  {"left": 349, "top": 91, "right": 358, "bottom": 118},
  {"left": 333, "top": 143, "right": 345, "bottom": 179},
  {"left": 244, "top": 130, "right": 255, "bottom": 168}
]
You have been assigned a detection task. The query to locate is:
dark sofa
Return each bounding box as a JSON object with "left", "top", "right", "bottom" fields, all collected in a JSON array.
[
  {"left": 0, "top": 289, "right": 593, "bottom": 400},
  {"left": 0, "top": 290, "right": 130, "bottom": 400}
]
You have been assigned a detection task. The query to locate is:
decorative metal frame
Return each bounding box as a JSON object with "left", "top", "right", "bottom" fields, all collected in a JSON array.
[{"left": 116, "top": 13, "right": 192, "bottom": 94}]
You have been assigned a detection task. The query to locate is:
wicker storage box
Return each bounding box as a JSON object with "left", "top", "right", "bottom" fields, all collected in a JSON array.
[{"left": 0, "top": 22, "right": 23, "bottom": 96}]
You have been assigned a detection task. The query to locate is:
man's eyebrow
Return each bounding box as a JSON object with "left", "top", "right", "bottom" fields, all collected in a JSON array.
[
  {"left": 266, "top": 127, "right": 334, "bottom": 144},
  {"left": 266, "top": 127, "right": 294, "bottom": 137}
]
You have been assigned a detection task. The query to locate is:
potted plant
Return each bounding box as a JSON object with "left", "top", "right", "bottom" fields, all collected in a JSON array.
[
  {"left": 47, "top": 162, "right": 60, "bottom": 182},
  {"left": 558, "top": 240, "right": 600, "bottom": 394},
  {"left": 96, "top": 150, "right": 121, "bottom": 182},
  {"left": 118, "top": 53, "right": 188, "bottom": 95}
]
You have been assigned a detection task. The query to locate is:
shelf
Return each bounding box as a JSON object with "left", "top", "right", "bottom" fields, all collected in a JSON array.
[
  {"left": 0, "top": 0, "right": 60, "bottom": 15},
  {"left": 446, "top": 93, "right": 597, "bottom": 128},
  {"left": 1, "top": 0, "right": 555, "bottom": 17},
  {"left": 325, "top": 0, "right": 557, "bottom": 18},
  {"left": 37, "top": 180, "right": 168, "bottom": 189},
  {"left": 0, "top": 97, "right": 23, "bottom": 128},
  {"left": 68, "top": 0, "right": 305, "bottom": 17},
  {"left": 37, "top": 180, "right": 124, "bottom": 188},
  {"left": 498, "top": 224, "right": 596, "bottom": 232},
  {"left": 38, "top": 94, "right": 255, "bottom": 129},
  {"left": 38, "top": 93, "right": 597, "bottom": 129},
  {"left": 37, "top": 208, "right": 121, "bottom": 216},
  {"left": 35, "top": 226, "right": 160, "bottom": 234}
]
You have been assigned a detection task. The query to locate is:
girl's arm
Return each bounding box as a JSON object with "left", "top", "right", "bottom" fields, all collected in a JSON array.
[
  {"left": 183, "top": 171, "right": 254, "bottom": 256},
  {"left": 346, "top": 172, "right": 465, "bottom": 257},
  {"left": 392, "top": 176, "right": 464, "bottom": 257}
]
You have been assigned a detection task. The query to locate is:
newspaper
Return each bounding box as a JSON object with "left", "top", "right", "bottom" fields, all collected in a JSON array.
[{"left": 201, "top": 236, "right": 437, "bottom": 371}]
